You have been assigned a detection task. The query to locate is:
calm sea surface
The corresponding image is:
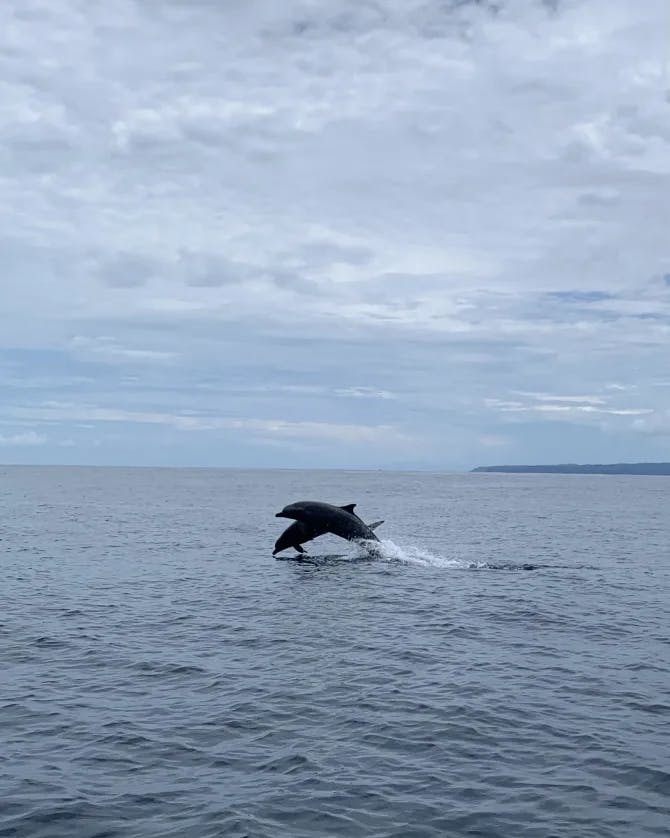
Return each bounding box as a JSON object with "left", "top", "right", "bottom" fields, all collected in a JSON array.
[{"left": 1, "top": 466, "right": 668, "bottom": 838}]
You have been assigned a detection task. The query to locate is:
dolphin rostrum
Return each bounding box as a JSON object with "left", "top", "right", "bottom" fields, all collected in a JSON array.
[{"left": 273, "top": 500, "right": 383, "bottom": 556}]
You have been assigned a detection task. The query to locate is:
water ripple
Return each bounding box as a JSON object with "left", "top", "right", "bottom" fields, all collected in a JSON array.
[{"left": 1, "top": 467, "right": 669, "bottom": 837}]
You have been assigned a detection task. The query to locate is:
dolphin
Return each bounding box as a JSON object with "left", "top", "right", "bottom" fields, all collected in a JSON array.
[{"left": 273, "top": 501, "right": 383, "bottom": 556}]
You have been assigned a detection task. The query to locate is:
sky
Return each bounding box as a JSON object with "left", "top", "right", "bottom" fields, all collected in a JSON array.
[{"left": 1, "top": 0, "right": 669, "bottom": 470}]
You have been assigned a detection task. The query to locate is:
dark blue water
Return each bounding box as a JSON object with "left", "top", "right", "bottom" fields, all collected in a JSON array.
[{"left": 1, "top": 466, "right": 668, "bottom": 837}]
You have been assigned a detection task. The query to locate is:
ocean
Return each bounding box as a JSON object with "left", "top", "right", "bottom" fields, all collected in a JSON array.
[{"left": 1, "top": 466, "right": 668, "bottom": 837}]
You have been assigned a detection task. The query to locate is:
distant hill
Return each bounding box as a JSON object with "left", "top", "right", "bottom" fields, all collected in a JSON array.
[{"left": 471, "top": 463, "right": 670, "bottom": 475}]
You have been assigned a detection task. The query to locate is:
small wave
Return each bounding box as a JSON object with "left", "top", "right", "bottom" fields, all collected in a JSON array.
[{"left": 127, "top": 661, "right": 208, "bottom": 677}]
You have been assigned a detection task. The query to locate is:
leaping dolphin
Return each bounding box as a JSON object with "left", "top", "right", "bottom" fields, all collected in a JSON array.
[{"left": 273, "top": 500, "right": 383, "bottom": 556}]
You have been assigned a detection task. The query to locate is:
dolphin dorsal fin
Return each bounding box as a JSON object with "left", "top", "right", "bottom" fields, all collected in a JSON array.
[{"left": 340, "top": 503, "right": 357, "bottom": 513}]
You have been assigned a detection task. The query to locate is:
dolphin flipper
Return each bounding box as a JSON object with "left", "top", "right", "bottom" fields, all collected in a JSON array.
[{"left": 368, "top": 520, "right": 384, "bottom": 531}]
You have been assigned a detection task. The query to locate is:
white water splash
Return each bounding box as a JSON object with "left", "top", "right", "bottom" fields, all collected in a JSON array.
[
  {"left": 307, "top": 540, "right": 537, "bottom": 571},
  {"left": 363, "top": 539, "right": 476, "bottom": 569}
]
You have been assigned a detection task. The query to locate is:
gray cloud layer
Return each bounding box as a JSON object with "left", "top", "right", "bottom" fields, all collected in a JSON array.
[{"left": 1, "top": 0, "right": 669, "bottom": 467}]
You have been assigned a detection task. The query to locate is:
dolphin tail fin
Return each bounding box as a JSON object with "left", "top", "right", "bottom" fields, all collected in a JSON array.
[{"left": 368, "top": 520, "right": 384, "bottom": 531}]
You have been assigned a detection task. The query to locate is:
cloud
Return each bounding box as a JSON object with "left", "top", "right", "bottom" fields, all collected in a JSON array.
[
  {"left": 547, "top": 291, "right": 614, "bottom": 304},
  {"left": 96, "top": 253, "right": 159, "bottom": 288},
  {"left": 334, "top": 387, "right": 396, "bottom": 400},
  {"left": 512, "top": 391, "right": 607, "bottom": 405},
  {"left": 70, "top": 336, "right": 178, "bottom": 363},
  {"left": 485, "top": 393, "right": 654, "bottom": 421},
  {"left": 479, "top": 434, "right": 511, "bottom": 448},
  {"left": 7, "top": 401, "right": 407, "bottom": 446},
  {"left": 633, "top": 412, "right": 670, "bottom": 436},
  {"left": 1, "top": 0, "right": 669, "bottom": 467},
  {"left": 178, "top": 250, "right": 254, "bottom": 288},
  {"left": 0, "top": 431, "right": 47, "bottom": 446}
]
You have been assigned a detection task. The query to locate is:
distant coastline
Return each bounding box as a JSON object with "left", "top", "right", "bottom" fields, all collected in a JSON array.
[{"left": 471, "top": 463, "right": 670, "bottom": 475}]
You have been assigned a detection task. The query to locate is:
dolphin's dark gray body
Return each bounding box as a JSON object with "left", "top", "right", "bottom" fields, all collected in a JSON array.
[{"left": 273, "top": 501, "right": 382, "bottom": 555}]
